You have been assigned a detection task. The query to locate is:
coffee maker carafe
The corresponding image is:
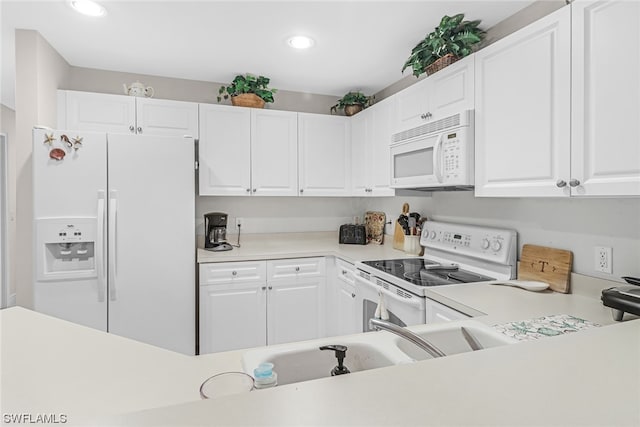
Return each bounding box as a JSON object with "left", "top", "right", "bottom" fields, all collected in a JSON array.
[{"left": 204, "top": 212, "right": 233, "bottom": 251}]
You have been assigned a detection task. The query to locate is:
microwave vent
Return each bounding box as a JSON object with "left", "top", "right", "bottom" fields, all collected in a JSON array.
[{"left": 393, "top": 111, "right": 470, "bottom": 144}]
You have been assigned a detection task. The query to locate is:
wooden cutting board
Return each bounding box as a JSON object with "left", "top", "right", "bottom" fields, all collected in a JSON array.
[
  {"left": 393, "top": 203, "right": 410, "bottom": 250},
  {"left": 519, "top": 244, "right": 573, "bottom": 293}
]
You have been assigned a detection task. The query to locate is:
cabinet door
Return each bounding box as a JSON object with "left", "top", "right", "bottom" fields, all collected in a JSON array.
[
  {"left": 62, "top": 90, "right": 136, "bottom": 134},
  {"left": 136, "top": 98, "right": 199, "bottom": 138},
  {"left": 336, "top": 278, "right": 359, "bottom": 336},
  {"left": 198, "top": 104, "right": 251, "bottom": 196},
  {"left": 369, "top": 99, "right": 396, "bottom": 196},
  {"left": 350, "top": 111, "right": 371, "bottom": 196},
  {"left": 199, "top": 282, "right": 267, "bottom": 354},
  {"left": 251, "top": 109, "right": 298, "bottom": 196},
  {"left": 474, "top": 7, "right": 571, "bottom": 197},
  {"left": 429, "top": 54, "right": 475, "bottom": 119},
  {"left": 393, "top": 77, "right": 430, "bottom": 133},
  {"left": 267, "top": 277, "right": 325, "bottom": 345},
  {"left": 571, "top": 0, "right": 640, "bottom": 196},
  {"left": 298, "top": 113, "right": 351, "bottom": 196}
]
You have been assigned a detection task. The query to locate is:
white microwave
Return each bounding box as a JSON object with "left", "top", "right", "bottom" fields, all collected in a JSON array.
[{"left": 390, "top": 110, "right": 474, "bottom": 190}]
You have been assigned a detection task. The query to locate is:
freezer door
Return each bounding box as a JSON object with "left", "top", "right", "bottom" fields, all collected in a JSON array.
[
  {"left": 106, "top": 134, "right": 195, "bottom": 355},
  {"left": 32, "top": 129, "right": 108, "bottom": 331}
]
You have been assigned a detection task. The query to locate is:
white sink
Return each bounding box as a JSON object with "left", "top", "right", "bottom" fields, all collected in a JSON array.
[
  {"left": 394, "top": 320, "right": 518, "bottom": 361},
  {"left": 242, "top": 338, "right": 403, "bottom": 386}
]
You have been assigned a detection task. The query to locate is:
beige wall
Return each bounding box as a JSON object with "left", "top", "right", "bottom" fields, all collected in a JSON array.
[
  {"left": 1, "top": 105, "right": 16, "bottom": 302},
  {"left": 14, "top": 30, "right": 70, "bottom": 308},
  {"left": 65, "top": 67, "right": 338, "bottom": 115}
]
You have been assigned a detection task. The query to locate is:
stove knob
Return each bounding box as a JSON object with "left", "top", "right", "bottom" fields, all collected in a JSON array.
[
  {"left": 481, "top": 238, "right": 490, "bottom": 249},
  {"left": 491, "top": 240, "right": 502, "bottom": 252},
  {"left": 429, "top": 231, "right": 436, "bottom": 239}
]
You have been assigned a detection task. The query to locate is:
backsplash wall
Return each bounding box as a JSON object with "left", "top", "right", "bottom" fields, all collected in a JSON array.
[{"left": 200, "top": 193, "right": 640, "bottom": 282}]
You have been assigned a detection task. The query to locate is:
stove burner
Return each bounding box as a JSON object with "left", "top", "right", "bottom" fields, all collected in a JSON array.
[{"left": 374, "top": 261, "right": 403, "bottom": 270}]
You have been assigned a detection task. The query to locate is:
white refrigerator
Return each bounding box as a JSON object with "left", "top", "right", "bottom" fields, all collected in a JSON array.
[{"left": 32, "top": 128, "right": 195, "bottom": 355}]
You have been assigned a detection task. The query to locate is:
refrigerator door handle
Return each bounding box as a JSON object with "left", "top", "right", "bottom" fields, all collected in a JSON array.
[
  {"left": 96, "top": 191, "right": 106, "bottom": 302},
  {"left": 109, "top": 190, "right": 118, "bottom": 301}
]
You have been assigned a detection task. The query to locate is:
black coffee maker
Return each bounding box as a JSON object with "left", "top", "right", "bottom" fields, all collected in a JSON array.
[{"left": 204, "top": 212, "right": 233, "bottom": 251}]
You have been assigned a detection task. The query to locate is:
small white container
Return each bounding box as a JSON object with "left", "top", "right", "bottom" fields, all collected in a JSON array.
[
  {"left": 253, "top": 362, "right": 278, "bottom": 389},
  {"left": 403, "top": 235, "right": 421, "bottom": 255}
]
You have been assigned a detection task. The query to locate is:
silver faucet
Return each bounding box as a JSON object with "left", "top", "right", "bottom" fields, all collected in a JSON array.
[{"left": 369, "top": 318, "right": 446, "bottom": 359}]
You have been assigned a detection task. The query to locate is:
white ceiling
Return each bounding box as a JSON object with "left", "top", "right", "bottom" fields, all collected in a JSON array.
[{"left": 1, "top": 1, "right": 535, "bottom": 109}]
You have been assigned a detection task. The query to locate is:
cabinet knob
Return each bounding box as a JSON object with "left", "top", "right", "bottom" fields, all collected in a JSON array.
[
  {"left": 341, "top": 270, "right": 347, "bottom": 275},
  {"left": 420, "top": 113, "right": 427, "bottom": 120},
  {"left": 246, "top": 188, "right": 251, "bottom": 193},
  {"left": 295, "top": 266, "right": 300, "bottom": 272},
  {"left": 137, "top": 127, "right": 142, "bottom": 133},
  {"left": 261, "top": 286, "right": 267, "bottom": 291},
  {"left": 252, "top": 188, "right": 257, "bottom": 193},
  {"left": 351, "top": 293, "right": 356, "bottom": 298},
  {"left": 268, "top": 286, "right": 273, "bottom": 290},
  {"left": 556, "top": 179, "right": 567, "bottom": 188},
  {"left": 299, "top": 189, "right": 304, "bottom": 194},
  {"left": 231, "top": 271, "right": 237, "bottom": 276},
  {"left": 129, "top": 125, "right": 135, "bottom": 133},
  {"left": 569, "top": 179, "right": 581, "bottom": 187}
]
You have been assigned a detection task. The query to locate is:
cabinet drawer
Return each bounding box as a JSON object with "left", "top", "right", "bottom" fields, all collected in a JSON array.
[
  {"left": 199, "top": 261, "right": 266, "bottom": 285},
  {"left": 335, "top": 258, "right": 355, "bottom": 285},
  {"left": 267, "top": 257, "right": 326, "bottom": 280}
]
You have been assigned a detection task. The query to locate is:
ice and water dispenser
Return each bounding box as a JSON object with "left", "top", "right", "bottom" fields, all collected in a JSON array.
[{"left": 35, "top": 218, "right": 98, "bottom": 281}]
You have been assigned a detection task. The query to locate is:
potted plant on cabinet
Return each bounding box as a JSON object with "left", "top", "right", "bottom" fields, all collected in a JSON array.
[
  {"left": 217, "top": 74, "right": 277, "bottom": 108},
  {"left": 402, "top": 13, "right": 485, "bottom": 77},
  {"left": 330, "top": 91, "right": 373, "bottom": 116}
]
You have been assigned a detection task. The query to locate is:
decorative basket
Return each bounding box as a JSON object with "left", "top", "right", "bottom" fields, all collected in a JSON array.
[
  {"left": 344, "top": 104, "right": 364, "bottom": 116},
  {"left": 425, "top": 53, "right": 459, "bottom": 76},
  {"left": 231, "top": 93, "right": 266, "bottom": 109}
]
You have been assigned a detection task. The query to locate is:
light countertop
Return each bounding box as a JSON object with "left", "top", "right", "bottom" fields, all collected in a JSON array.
[{"left": 3, "top": 232, "right": 638, "bottom": 425}]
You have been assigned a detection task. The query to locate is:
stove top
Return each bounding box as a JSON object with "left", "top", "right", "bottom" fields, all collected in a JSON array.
[{"left": 361, "top": 258, "right": 495, "bottom": 287}]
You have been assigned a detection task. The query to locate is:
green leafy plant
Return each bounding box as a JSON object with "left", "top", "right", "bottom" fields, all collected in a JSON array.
[
  {"left": 217, "top": 74, "right": 277, "bottom": 103},
  {"left": 402, "top": 13, "right": 485, "bottom": 77},
  {"left": 330, "top": 91, "right": 373, "bottom": 114}
]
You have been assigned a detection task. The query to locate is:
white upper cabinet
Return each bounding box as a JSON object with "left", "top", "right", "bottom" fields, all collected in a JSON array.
[
  {"left": 59, "top": 90, "right": 135, "bottom": 134},
  {"left": 251, "top": 109, "right": 299, "bottom": 196},
  {"left": 394, "top": 55, "right": 475, "bottom": 133},
  {"left": 58, "top": 90, "right": 198, "bottom": 138},
  {"left": 351, "top": 98, "right": 395, "bottom": 197},
  {"left": 474, "top": 6, "right": 571, "bottom": 197},
  {"left": 298, "top": 113, "right": 351, "bottom": 196},
  {"left": 198, "top": 104, "right": 252, "bottom": 196},
  {"left": 135, "top": 97, "right": 199, "bottom": 138},
  {"left": 571, "top": 0, "right": 640, "bottom": 196},
  {"left": 198, "top": 105, "right": 298, "bottom": 196}
]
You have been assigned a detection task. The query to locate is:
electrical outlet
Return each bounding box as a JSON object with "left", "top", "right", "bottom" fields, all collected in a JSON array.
[
  {"left": 594, "top": 246, "right": 612, "bottom": 274},
  {"left": 235, "top": 218, "right": 243, "bottom": 229}
]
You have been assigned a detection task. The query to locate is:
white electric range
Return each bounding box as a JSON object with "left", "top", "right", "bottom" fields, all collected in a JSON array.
[{"left": 355, "top": 221, "right": 517, "bottom": 331}]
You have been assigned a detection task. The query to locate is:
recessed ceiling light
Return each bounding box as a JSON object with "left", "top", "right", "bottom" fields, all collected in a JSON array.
[
  {"left": 287, "top": 35, "right": 315, "bottom": 50},
  {"left": 70, "top": 0, "right": 106, "bottom": 17}
]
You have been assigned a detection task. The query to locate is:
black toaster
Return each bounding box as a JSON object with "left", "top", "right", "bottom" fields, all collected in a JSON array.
[
  {"left": 339, "top": 224, "right": 366, "bottom": 245},
  {"left": 601, "top": 276, "right": 640, "bottom": 321}
]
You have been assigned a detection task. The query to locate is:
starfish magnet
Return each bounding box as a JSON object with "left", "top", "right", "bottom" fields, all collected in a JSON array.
[
  {"left": 72, "top": 136, "right": 83, "bottom": 151},
  {"left": 44, "top": 133, "right": 55, "bottom": 145}
]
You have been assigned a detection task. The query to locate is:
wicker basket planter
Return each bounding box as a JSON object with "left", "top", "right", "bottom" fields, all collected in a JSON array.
[
  {"left": 425, "top": 53, "right": 460, "bottom": 76},
  {"left": 344, "top": 104, "right": 365, "bottom": 116},
  {"left": 231, "top": 93, "right": 266, "bottom": 109}
]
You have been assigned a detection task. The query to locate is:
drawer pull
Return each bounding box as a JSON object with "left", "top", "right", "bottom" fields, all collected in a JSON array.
[
  {"left": 268, "top": 286, "right": 273, "bottom": 290},
  {"left": 231, "top": 271, "right": 237, "bottom": 276},
  {"left": 351, "top": 293, "right": 356, "bottom": 298},
  {"left": 342, "top": 269, "right": 347, "bottom": 275},
  {"left": 295, "top": 266, "right": 300, "bottom": 272}
]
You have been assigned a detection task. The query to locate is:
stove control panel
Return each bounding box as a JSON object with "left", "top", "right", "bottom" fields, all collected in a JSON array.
[{"left": 420, "top": 221, "right": 517, "bottom": 265}]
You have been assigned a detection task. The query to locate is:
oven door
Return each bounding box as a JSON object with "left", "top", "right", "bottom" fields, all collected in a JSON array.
[
  {"left": 355, "top": 273, "right": 426, "bottom": 332},
  {"left": 390, "top": 132, "right": 443, "bottom": 189}
]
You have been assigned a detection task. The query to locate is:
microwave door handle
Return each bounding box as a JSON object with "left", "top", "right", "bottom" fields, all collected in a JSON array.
[{"left": 433, "top": 133, "right": 444, "bottom": 183}]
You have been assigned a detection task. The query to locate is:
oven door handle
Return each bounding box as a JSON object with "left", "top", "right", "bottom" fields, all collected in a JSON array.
[{"left": 379, "top": 285, "right": 423, "bottom": 310}]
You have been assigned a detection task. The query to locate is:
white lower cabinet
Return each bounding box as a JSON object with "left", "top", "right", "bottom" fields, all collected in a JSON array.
[
  {"left": 333, "top": 258, "right": 359, "bottom": 336},
  {"left": 426, "top": 299, "right": 468, "bottom": 324},
  {"left": 199, "top": 257, "right": 326, "bottom": 354}
]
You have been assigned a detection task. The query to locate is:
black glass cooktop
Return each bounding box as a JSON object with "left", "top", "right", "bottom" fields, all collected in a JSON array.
[{"left": 361, "top": 258, "right": 494, "bottom": 287}]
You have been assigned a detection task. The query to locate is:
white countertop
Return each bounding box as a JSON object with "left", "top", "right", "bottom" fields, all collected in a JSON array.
[{"left": 3, "top": 232, "right": 638, "bottom": 425}]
